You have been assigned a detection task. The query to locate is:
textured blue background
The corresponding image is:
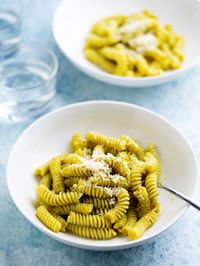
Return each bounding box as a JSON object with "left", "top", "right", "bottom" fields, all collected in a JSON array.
[{"left": 1, "top": 0, "right": 200, "bottom": 265}]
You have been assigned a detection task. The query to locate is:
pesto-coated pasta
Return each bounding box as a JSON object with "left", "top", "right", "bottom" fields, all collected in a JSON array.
[
  {"left": 61, "top": 164, "right": 92, "bottom": 178},
  {"left": 105, "top": 154, "right": 131, "bottom": 179},
  {"left": 51, "top": 203, "right": 93, "bottom": 215},
  {"left": 50, "top": 157, "right": 65, "bottom": 193},
  {"left": 130, "top": 163, "right": 145, "bottom": 191},
  {"left": 117, "top": 151, "right": 130, "bottom": 162},
  {"left": 151, "top": 198, "right": 160, "bottom": 213},
  {"left": 120, "top": 136, "right": 145, "bottom": 161},
  {"left": 84, "top": 10, "right": 185, "bottom": 77},
  {"left": 84, "top": 131, "right": 126, "bottom": 152},
  {"left": 122, "top": 205, "right": 137, "bottom": 236},
  {"left": 51, "top": 211, "right": 68, "bottom": 232},
  {"left": 67, "top": 211, "right": 111, "bottom": 228},
  {"left": 36, "top": 206, "right": 62, "bottom": 233},
  {"left": 128, "top": 210, "right": 157, "bottom": 240},
  {"left": 71, "top": 133, "right": 85, "bottom": 153},
  {"left": 90, "top": 174, "right": 129, "bottom": 189},
  {"left": 145, "top": 172, "right": 159, "bottom": 200},
  {"left": 91, "top": 208, "right": 110, "bottom": 215},
  {"left": 92, "top": 145, "right": 105, "bottom": 157},
  {"left": 145, "top": 143, "right": 161, "bottom": 178},
  {"left": 34, "top": 154, "right": 68, "bottom": 177},
  {"left": 64, "top": 177, "right": 86, "bottom": 187},
  {"left": 62, "top": 153, "right": 84, "bottom": 165},
  {"left": 39, "top": 173, "right": 52, "bottom": 188},
  {"left": 82, "top": 197, "right": 116, "bottom": 210},
  {"left": 105, "top": 189, "right": 130, "bottom": 223},
  {"left": 35, "top": 196, "right": 51, "bottom": 209},
  {"left": 36, "top": 185, "right": 81, "bottom": 206},
  {"left": 77, "top": 180, "right": 111, "bottom": 199},
  {"left": 34, "top": 132, "right": 161, "bottom": 241},
  {"left": 144, "top": 152, "right": 158, "bottom": 173},
  {"left": 85, "top": 49, "right": 116, "bottom": 73},
  {"left": 35, "top": 161, "right": 50, "bottom": 177},
  {"left": 114, "top": 212, "right": 127, "bottom": 231},
  {"left": 134, "top": 186, "right": 151, "bottom": 218},
  {"left": 67, "top": 224, "right": 117, "bottom": 239}
]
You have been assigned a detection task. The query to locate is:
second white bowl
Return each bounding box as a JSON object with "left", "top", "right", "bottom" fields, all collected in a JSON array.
[{"left": 53, "top": 0, "right": 200, "bottom": 87}]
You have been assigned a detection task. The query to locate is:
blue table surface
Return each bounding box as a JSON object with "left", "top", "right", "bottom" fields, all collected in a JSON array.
[{"left": 1, "top": 1, "right": 200, "bottom": 265}]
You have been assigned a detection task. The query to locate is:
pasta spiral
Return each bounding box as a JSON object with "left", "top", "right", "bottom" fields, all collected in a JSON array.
[
  {"left": 117, "top": 151, "right": 130, "bottom": 162},
  {"left": 91, "top": 208, "right": 110, "bottom": 215},
  {"left": 105, "top": 189, "right": 130, "bottom": 223},
  {"left": 145, "top": 143, "right": 161, "bottom": 178},
  {"left": 145, "top": 172, "right": 159, "bottom": 200},
  {"left": 122, "top": 205, "right": 137, "bottom": 236},
  {"left": 64, "top": 177, "right": 86, "bottom": 188},
  {"left": 35, "top": 161, "right": 50, "bottom": 177},
  {"left": 61, "top": 164, "right": 92, "bottom": 178},
  {"left": 51, "top": 211, "right": 68, "bottom": 232},
  {"left": 36, "top": 185, "right": 81, "bottom": 206},
  {"left": 128, "top": 210, "right": 157, "bottom": 240},
  {"left": 151, "top": 198, "right": 160, "bottom": 213},
  {"left": 67, "top": 224, "right": 117, "bottom": 239},
  {"left": 71, "top": 133, "right": 85, "bottom": 153},
  {"left": 62, "top": 154, "right": 84, "bottom": 165},
  {"left": 120, "top": 136, "right": 145, "bottom": 161},
  {"left": 39, "top": 173, "right": 52, "bottom": 188},
  {"left": 92, "top": 145, "right": 105, "bottom": 157},
  {"left": 77, "top": 180, "right": 111, "bottom": 199},
  {"left": 128, "top": 154, "right": 140, "bottom": 169},
  {"left": 35, "top": 196, "right": 51, "bottom": 209},
  {"left": 82, "top": 197, "right": 116, "bottom": 209},
  {"left": 50, "top": 157, "right": 65, "bottom": 193},
  {"left": 34, "top": 154, "right": 68, "bottom": 177},
  {"left": 67, "top": 212, "right": 111, "bottom": 228},
  {"left": 105, "top": 155, "right": 131, "bottom": 179},
  {"left": 84, "top": 131, "right": 126, "bottom": 152},
  {"left": 71, "top": 203, "right": 94, "bottom": 215},
  {"left": 114, "top": 212, "right": 127, "bottom": 231},
  {"left": 144, "top": 152, "right": 158, "bottom": 173},
  {"left": 90, "top": 174, "right": 129, "bottom": 189},
  {"left": 134, "top": 187, "right": 151, "bottom": 218},
  {"left": 36, "top": 206, "right": 61, "bottom": 233},
  {"left": 130, "top": 163, "right": 145, "bottom": 191},
  {"left": 51, "top": 203, "right": 93, "bottom": 215}
]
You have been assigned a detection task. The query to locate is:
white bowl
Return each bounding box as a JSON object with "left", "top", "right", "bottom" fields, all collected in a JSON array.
[
  {"left": 7, "top": 101, "right": 198, "bottom": 250},
  {"left": 53, "top": 0, "right": 200, "bottom": 87}
]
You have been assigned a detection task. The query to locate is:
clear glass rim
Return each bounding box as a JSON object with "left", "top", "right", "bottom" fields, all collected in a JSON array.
[
  {"left": 1, "top": 47, "right": 59, "bottom": 92},
  {"left": 0, "top": 0, "right": 24, "bottom": 31}
]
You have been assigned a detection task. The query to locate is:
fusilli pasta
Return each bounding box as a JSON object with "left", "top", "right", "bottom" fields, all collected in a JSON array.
[{"left": 34, "top": 132, "right": 161, "bottom": 241}]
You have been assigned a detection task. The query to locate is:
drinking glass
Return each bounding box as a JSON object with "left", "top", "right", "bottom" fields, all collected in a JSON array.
[
  {"left": 0, "top": 46, "right": 58, "bottom": 122},
  {"left": 0, "top": 0, "right": 23, "bottom": 60}
]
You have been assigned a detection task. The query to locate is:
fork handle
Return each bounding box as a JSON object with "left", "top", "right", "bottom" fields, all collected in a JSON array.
[{"left": 161, "top": 184, "right": 200, "bottom": 211}]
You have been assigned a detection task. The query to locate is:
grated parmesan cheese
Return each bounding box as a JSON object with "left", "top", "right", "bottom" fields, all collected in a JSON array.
[
  {"left": 83, "top": 148, "right": 92, "bottom": 159},
  {"left": 104, "top": 187, "right": 114, "bottom": 197},
  {"left": 110, "top": 174, "right": 126, "bottom": 183},
  {"left": 128, "top": 33, "right": 158, "bottom": 53},
  {"left": 83, "top": 158, "right": 110, "bottom": 174},
  {"left": 77, "top": 150, "right": 128, "bottom": 198},
  {"left": 119, "top": 18, "right": 147, "bottom": 35},
  {"left": 109, "top": 198, "right": 116, "bottom": 205}
]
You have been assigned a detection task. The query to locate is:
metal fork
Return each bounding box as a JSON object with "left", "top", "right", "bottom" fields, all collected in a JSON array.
[{"left": 158, "top": 183, "right": 200, "bottom": 211}]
